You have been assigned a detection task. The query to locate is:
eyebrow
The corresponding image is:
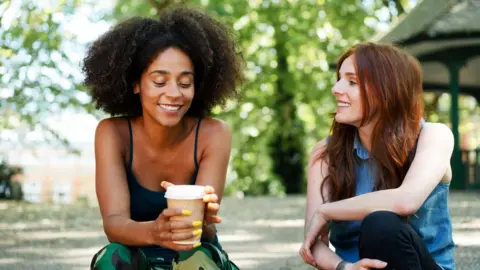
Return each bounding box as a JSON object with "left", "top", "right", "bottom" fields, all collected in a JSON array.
[
  {"left": 344, "top": 72, "right": 357, "bottom": 76},
  {"left": 149, "top": 70, "right": 194, "bottom": 76}
]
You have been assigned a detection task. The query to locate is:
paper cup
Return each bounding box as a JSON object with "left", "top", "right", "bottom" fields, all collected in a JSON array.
[{"left": 165, "top": 185, "right": 205, "bottom": 244}]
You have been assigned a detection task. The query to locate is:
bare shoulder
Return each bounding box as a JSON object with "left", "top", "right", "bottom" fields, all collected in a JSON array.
[
  {"left": 198, "top": 117, "right": 232, "bottom": 139},
  {"left": 419, "top": 123, "right": 453, "bottom": 182},
  {"left": 308, "top": 138, "right": 329, "bottom": 167},
  {"left": 95, "top": 117, "right": 130, "bottom": 150},
  {"left": 419, "top": 122, "right": 454, "bottom": 146}
]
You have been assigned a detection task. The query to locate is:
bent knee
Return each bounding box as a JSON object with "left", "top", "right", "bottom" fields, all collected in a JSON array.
[
  {"left": 360, "top": 211, "right": 405, "bottom": 242},
  {"left": 91, "top": 242, "right": 145, "bottom": 270}
]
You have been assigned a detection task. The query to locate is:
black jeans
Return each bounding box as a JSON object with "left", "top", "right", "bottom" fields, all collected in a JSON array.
[{"left": 358, "top": 211, "right": 441, "bottom": 270}]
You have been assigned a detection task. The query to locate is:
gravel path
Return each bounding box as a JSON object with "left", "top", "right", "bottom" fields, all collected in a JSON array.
[{"left": 0, "top": 191, "right": 479, "bottom": 269}]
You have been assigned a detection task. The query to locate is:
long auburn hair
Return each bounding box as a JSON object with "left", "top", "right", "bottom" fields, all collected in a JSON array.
[{"left": 320, "top": 42, "right": 424, "bottom": 202}]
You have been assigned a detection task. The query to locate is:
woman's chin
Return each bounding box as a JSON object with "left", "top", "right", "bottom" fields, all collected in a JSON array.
[
  {"left": 335, "top": 115, "right": 358, "bottom": 126},
  {"left": 335, "top": 114, "right": 349, "bottom": 124}
]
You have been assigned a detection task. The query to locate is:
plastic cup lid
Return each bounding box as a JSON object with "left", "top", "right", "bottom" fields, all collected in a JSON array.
[{"left": 164, "top": 185, "right": 205, "bottom": 200}]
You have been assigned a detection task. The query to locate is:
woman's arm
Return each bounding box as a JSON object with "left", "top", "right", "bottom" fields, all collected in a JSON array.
[
  {"left": 304, "top": 140, "right": 344, "bottom": 269},
  {"left": 193, "top": 118, "right": 232, "bottom": 241},
  {"left": 95, "top": 118, "right": 155, "bottom": 245},
  {"left": 305, "top": 140, "right": 330, "bottom": 245},
  {"left": 95, "top": 119, "right": 207, "bottom": 249},
  {"left": 317, "top": 123, "right": 454, "bottom": 221}
]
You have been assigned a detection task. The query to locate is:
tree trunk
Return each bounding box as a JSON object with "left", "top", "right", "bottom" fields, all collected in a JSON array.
[{"left": 268, "top": 21, "right": 306, "bottom": 194}]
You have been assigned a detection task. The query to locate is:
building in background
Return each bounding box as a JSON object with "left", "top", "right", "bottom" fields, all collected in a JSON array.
[{"left": 0, "top": 111, "right": 98, "bottom": 204}]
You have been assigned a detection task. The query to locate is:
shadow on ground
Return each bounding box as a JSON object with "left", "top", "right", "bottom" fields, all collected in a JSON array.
[{"left": 0, "top": 191, "right": 478, "bottom": 269}]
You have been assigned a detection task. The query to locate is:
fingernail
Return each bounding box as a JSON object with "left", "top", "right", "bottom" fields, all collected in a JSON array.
[
  {"left": 193, "top": 229, "right": 202, "bottom": 236},
  {"left": 193, "top": 242, "right": 201, "bottom": 248},
  {"left": 192, "top": 221, "right": 202, "bottom": 227},
  {"left": 182, "top": 210, "right": 192, "bottom": 216}
]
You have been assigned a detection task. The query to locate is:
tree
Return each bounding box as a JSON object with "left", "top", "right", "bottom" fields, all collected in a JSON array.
[
  {"left": 0, "top": 159, "right": 23, "bottom": 200},
  {"left": 108, "top": 0, "right": 420, "bottom": 195},
  {"left": 2, "top": 0, "right": 427, "bottom": 195},
  {"left": 0, "top": 0, "right": 94, "bottom": 151}
]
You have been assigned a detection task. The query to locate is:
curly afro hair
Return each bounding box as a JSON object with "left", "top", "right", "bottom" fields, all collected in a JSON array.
[{"left": 82, "top": 6, "right": 244, "bottom": 117}]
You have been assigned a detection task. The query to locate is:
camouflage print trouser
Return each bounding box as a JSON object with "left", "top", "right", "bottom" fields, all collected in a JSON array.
[
  {"left": 90, "top": 242, "right": 239, "bottom": 270},
  {"left": 90, "top": 243, "right": 171, "bottom": 270}
]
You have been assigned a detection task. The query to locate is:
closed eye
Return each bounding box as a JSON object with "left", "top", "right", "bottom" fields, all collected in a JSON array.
[
  {"left": 153, "top": 82, "right": 166, "bottom": 87},
  {"left": 179, "top": 83, "right": 192, "bottom": 88}
]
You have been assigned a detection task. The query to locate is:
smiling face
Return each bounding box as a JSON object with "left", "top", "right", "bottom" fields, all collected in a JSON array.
[
  {"left": 134, "top": 47, "right": 195, "bottom": 127},
  {"left": 331, "top": 55, "right": 364, "bottom": 127}
]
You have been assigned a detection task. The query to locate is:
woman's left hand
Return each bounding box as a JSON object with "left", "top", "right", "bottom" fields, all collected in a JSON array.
[
  {"left": 300, "top": 210, "right": 329, "bottom": 266},
  {"left": 202, "top": 185, "right": 222, "bottom": 225},
  {"left": 161, "top": 181, "right": 222, "bottom": 225}
]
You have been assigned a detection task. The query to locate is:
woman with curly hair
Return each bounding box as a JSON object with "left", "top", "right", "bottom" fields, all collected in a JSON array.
[
  {"left": 299, "top": 42, "right": 455, "bottom": 270},
  {"left": 83, "top": 6, "right": 243, "bottom": 269}
]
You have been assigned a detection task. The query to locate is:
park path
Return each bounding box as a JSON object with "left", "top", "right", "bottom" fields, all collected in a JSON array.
[{"left": 0, "top": 191, "right": 479, "bottom": 269}]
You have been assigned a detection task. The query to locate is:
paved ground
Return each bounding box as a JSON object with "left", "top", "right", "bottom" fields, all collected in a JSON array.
[{"left": 0, "top": 191, "right": 479, "bottom": 269}]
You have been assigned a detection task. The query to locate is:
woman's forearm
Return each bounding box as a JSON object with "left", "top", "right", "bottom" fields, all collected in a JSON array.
[
  {"left": 312, "top": 240, "right": 343, "bottom": 270},
  {"left": 103, "top": 215, "right": 155, "bottom": 246},
  {"left": 318, "top": 188, "right": 405, "bottom": 222}
]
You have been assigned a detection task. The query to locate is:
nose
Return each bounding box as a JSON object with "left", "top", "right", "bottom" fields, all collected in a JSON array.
[
  {"left": 165, "top": 83, "right": 182, "bottom": 99},
  {"left": 331, "top": 80, "right": 345, "bottom": 96}
]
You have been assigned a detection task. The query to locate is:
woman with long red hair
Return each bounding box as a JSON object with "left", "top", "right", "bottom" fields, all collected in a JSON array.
[{"left": 300, "top": 42, "right": 455, "bottom": 270}]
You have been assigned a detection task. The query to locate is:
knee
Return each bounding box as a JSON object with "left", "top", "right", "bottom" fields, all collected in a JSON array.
[
  {"left": 359, "top": 211, "right": 405, "bottom": 244},
  {"left": 91, "top": 242, "right": 140, "bottom": 270}
]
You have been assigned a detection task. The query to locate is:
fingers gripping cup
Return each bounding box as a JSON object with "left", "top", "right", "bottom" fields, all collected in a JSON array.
[{"left": 165, "top": 185, "right": 205, "bottom": 244}]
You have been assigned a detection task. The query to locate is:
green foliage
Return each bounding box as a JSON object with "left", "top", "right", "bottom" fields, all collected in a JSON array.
[
  {"left": 0, "top": 0, "right": 95, "bottom": 127},
  {"left": 206, "top": 0, "right": 386, "bottom": 195},
  {"left": 10, "top": 0, "right": 472, "bottom": 196},
  {"left": 0, "top": 160, "right": 23, "bottom": 182},
  {"left": 0, "top": 159, "right": 23, "bottom": 200},
  {"left": 0, "top": 0, "right": 100, "bottom": 153},
  {"left": 109, "top": 0, "right": 390, "bottom": 195}
]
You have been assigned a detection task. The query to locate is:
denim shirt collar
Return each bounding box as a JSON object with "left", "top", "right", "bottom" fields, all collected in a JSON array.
[{"left": 353, "top": 132, "right": 370, "bottom": 160}]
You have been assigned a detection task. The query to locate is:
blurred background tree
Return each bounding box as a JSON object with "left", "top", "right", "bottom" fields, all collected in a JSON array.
[
  {"left": 0, "top": 159, "right": 23, "bottom": 200},
  {"left": 100, "top": 0, "right": 422, "bottom": 195},
  {"left": 0, "top": 0, "right": 98, "bottom": 152},
  {"left": 1, "top": 0, "right": 479, "bottom": 196}
]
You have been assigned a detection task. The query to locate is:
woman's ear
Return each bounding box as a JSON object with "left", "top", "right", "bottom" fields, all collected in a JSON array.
[{"left": 133, "top": 84, "right": 140, "bottom": 94}]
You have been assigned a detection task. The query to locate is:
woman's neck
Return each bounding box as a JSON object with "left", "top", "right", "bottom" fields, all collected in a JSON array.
[
  {"left": 140, "top": 115, "right": 189, "bottom": 149},
  {"left": 357, "top": 122, "right": 375, "bottom": 152}
]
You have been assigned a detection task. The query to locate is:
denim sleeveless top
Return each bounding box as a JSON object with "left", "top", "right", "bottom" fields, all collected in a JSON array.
[
  {"left": 329, "top": 121, "right": 455, "bottom": 270},
  {"left": 126, "top": 118, "right": 221, "bottom": 265}
]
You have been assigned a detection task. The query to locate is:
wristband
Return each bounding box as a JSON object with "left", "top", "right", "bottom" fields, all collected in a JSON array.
[{"left": 336, "top": 260, "right": 348, "bottom": 270}]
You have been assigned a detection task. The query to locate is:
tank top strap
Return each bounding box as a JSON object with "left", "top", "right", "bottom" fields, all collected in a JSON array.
[
  {"left": 191, "top": 117, "right": 203, "bottom": 184},
  {"left": 127, "top": 118, "right": 134, "bottom": 171}
]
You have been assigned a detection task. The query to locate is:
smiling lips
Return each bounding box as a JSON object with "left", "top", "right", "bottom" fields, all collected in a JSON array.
[
  {"left": 159, "top": 104, "right": 181, "bottom": 111},
  {"left": 337, "top": 101, "right": 351, "bottom": 108}
]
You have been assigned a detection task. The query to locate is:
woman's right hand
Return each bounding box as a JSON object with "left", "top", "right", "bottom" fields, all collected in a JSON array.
[
  {"left": 150, "top": 208, "right": 203, "bottom": 251},
  {"left": 343, "top": 259, "right": 387, "bottom": 270}
]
